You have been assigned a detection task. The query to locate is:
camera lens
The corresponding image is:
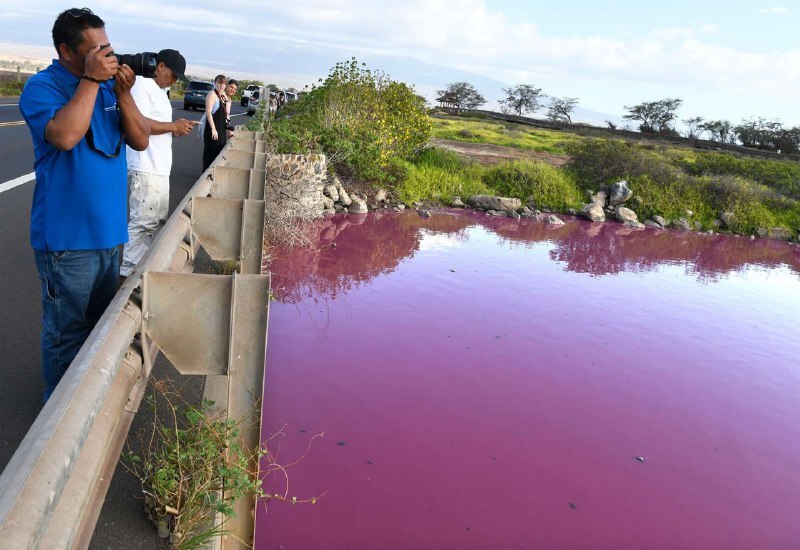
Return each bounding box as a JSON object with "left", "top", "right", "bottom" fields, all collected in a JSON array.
[{"left": 114, "top": 52, "right": 158, "bottom": 78}]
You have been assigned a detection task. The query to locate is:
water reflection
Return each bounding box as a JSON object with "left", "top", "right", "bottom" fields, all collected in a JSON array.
[{"left": 269, "top": 210, "right": 799, "bottom": 301}]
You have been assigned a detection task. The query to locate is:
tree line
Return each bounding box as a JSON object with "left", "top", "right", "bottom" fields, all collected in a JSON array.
[{"left": 436, "top": 82, "right": 800, "bottom": 155}]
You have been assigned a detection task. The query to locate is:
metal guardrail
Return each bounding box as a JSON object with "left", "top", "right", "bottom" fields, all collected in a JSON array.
[{"left": 0, "top": 131, "right": 271, "bottom": 549}]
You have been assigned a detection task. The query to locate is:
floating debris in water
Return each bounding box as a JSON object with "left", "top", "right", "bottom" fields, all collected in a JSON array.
[
  {"left": 337, "top": 441, "right": 346, "bottom": 446},
  {"left": 636, "top": 456, "right": 645, "bottom": 462},
  {"left": 569, "top": 502, "right": 577, "bottom": 509}
]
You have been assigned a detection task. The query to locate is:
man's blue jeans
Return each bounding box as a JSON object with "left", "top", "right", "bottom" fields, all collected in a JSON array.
[{"left": 34, "top": 248, "right": 119, "bottom": 401}]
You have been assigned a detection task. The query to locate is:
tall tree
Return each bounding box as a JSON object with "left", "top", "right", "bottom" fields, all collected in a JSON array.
[
  {"left": 623, "top": 98, "right": 683, "bottom": 133},
  {"left": 698, "top": 119, "right": 734, "bottom": 143},
  {"left": 436, "top": 82, "right": 486, "bottom": 111},
  {"left": 683, "top": 116, "right": 705, "bottom": 139},
  {"left": 547, "top": 97, "right": 579, "bottom": 123},
  {"left": 499, "top": 84, "right": 544, "bottom": 116}
]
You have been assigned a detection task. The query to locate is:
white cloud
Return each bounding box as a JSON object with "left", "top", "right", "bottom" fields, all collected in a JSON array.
[
  {"left": 2, "top": 1, "right": 799, "bottom": 123},
  {"left": 758, "top": 6, "right": 791, "bottom": 15}
]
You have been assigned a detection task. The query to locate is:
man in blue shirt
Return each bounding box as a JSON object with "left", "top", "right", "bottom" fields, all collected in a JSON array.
[{"left": 19, "top": 8, "right": 150, "bottom": 401}]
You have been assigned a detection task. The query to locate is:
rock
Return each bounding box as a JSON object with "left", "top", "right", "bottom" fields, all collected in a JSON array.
[
  {"left": 533, "top": 210, "right": 542, "bottom": 217},
  {"left": 632, "top": 196, "right": 644, "bottom": 207},
  {"left": 585, "top": 189, "right": 594, "bottom": 202},
  {"left": 582, "top": 203, "right": 606, "bottom": 222},
  {"left": 615, "top": 206, "right": 639, "bottom": 224},
  {"left": 486, "top": 209, "right": 506, "bottom": 217},
  {"left": 609, "top": 180, "right": 633, "bottom": 206},
  {"left": 323, "top": 184, "right": 339, "bottom": 202},
  {"left": 338, "top": 187, "right": 353, "bottom": 207},
  {"left": 755, "top": 227, "right": 769, "bottom": 238},
  {"left": 332, "top": 176, "right": 343, "bottom": 190},
  {"left": 566, "top": 208, "right": 580, "bottom": 216},
  {"left": 510, "top": 210, "right": 521, "bottom": 220},
  {"left": 769, "top": 227, "right": 793, "bottom": 241},
  {"left": 418, "top": 209, "right": 431, "bottom": 218},
  {"left": 720, "top": 211, "right": 736, "bottom": 228},
  {"left": 693, "top": 221, "right": 703, "bottom": 231},
  {"left": 396, "top": 204, "right": 405, "bottom": 210},
  {"left": 643, "top": 220, "right": 662, "bottom": 229},
  {"left": 452, "top": 196, "right": 465, "bottom": 208},
  {"left": 525, "top": 196, "right": 537, "bottom": 209},
  {"left": 653, "top": 215, "right": 668, "bottom": 227},
  {"left": 347, "top": 196, "right": 368, "bottom": 214},
  {"left": 592, "top": 190, "right": 608, "bottom": 206},
  {"left": 334, "top": 203, "right": 345, "bottom": 212},
  {"left": 374, "top": 188, "right": 388, "bottom": 203},
  {"left": 624, "top": 220, "right": 646, "bottom": 228},
  {"left": 685, "top": 209, "right": 694, "bottom": 218},
  {"left": 518, "top": 206, "right": 532, "bottom": 216},
  {"left": 545, "top": 214, "right": 565, "bottom": 226},
  {"left": 466, "top": 194, "right": 522, "bottom": 212},
  {"left": 710, "top": 219, "right": 723, "bottom": 229},
  {"left": 322, "top": 197, "right": 335, "bottom": 210},
  {"left": 672, "top": 217, "right": 691, "bottom": 230}
]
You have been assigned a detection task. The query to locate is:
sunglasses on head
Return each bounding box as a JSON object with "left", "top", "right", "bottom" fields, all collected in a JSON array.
[{"left": 66, "top": 7, "right": 94, "bottom": 18}]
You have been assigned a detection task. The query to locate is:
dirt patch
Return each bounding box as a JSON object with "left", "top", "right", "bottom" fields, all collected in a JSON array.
[{"left": 430, "top": 138, "right": 569, "bottom": 167}]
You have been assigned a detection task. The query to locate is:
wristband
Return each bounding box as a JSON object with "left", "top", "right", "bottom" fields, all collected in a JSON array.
[{"left": 81, "top": 75, "right": 103, "bottom": 83}]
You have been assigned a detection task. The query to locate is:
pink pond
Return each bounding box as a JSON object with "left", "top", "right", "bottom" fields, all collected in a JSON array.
[{"left": 255, "top": 210, "right": 800, "bottom": 550}]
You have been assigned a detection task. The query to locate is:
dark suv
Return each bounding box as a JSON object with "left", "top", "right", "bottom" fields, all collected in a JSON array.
[{"left": 183, "top": 80, "right": 213, "bottom": 111}]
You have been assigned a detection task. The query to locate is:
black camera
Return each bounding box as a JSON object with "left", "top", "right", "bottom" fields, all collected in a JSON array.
[{"left": 109, "top": 52, "right": 158, "bottom": 78}]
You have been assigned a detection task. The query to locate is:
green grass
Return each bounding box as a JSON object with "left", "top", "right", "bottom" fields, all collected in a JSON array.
[
  {"left": 430, "top": 115, "right": 579, "bottom": 155},
  {"left": 405, "top": 120, "right": 799, "bottom": 239},
  {"left": 483, "top": 160, "right": 583, "bottom": 211},
  {"left": 396, "top": 147, "right": 488, "bottom": 204}
]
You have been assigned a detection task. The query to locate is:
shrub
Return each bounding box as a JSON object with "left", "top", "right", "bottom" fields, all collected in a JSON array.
[
  {"left": 675, "top": 151, "right": 800, "bottom": 199},
  {"left": 565, "top": 138, "right": 681, "bottom": 189},
  {"left": 628, "top": 174, "right": 713, "bottom": 225},
  {"left": 258, "top": 58, "right": 431, "bottom": 184},
  {"left": 482, "top": 160, "right": 582, "bottom": 211}
]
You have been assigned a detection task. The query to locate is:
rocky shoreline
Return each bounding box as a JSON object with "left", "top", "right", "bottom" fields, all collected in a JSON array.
[
  {"left": 263, "top": 154, "right": 797, "bottom": 243},
  {"left": 323, "top": 179, "right": 797, "bottom": 243}
]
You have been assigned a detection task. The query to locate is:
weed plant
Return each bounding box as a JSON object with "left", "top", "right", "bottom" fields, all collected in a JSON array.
[
  {"left": 123, "top": 380, "right": 325, "bottom": 549},
  {"left": 123, "top": 382, "right": 260, "bottom": 548}
]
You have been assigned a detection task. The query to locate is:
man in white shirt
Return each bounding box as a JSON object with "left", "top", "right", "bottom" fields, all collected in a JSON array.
[{"left": 121, "top": 49, "right": 196, "bottom": 277}]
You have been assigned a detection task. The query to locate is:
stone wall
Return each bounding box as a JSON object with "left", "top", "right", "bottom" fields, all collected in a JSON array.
[{"left": 264, "top": 153, "right": 328, "bottom": 221}]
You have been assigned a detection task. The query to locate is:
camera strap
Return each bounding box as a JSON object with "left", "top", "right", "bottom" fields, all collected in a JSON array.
[{"left": 51, "top": 64, "right": 124, "bottom": 157}]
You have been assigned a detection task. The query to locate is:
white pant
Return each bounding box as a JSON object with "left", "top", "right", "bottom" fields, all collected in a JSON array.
[{"left": 121, "top": 171, "right": 169, "bottom": 277}]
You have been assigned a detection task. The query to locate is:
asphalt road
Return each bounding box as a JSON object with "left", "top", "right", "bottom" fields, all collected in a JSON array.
[{"left": 0, "top": 95, "right": 252, "bottom": 547}]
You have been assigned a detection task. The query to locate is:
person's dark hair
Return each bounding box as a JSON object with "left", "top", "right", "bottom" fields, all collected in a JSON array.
[
  {"left": 214, "top": 74, "right": 227, "bottom": 85},
  {"left": 52, "top": 8, "right": 105, "bottom": 54},
  {"left": 227, "top": 79, "right": 238, "bottom": 87}
]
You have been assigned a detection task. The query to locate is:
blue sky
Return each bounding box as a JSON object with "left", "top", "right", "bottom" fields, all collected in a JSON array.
[{"left": 0, "top": 1, "right": 798, "bottom": 126}]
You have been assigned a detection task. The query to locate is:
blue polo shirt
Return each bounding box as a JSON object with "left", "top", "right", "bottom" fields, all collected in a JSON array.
[{"left": 20, "top": 60, "right": 128, "bottom": 251}]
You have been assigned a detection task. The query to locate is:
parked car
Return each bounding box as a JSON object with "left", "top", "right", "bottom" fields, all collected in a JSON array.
[
  {"left": 247, "top": 90, "right": 261, "bottom": 116},
  {"left": 240, "top": 84, "right": 260, "bottom": 107},
  {"left": 183, "top": 80, "right": 213, "bottom": 111}
]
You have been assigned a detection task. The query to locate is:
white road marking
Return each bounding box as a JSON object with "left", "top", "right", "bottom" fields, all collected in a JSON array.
[
  {"left": 0, "top": 171, "right": 35, "bottom": 194},
  {"left": 0, "top": 103, "right": 19, "bottom": 107}
]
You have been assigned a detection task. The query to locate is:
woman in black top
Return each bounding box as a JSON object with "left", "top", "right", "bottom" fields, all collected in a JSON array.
[{"left": 202, "top": 74, "right": 229, "bottom": 171}]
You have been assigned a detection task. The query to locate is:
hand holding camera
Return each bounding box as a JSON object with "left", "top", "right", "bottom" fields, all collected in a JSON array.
[
  {"left": 83, "top": 44, "right": 118, "bottom": 83},
  {"left": 113, "top": 64, "right": 136, "bottom": 96}
]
